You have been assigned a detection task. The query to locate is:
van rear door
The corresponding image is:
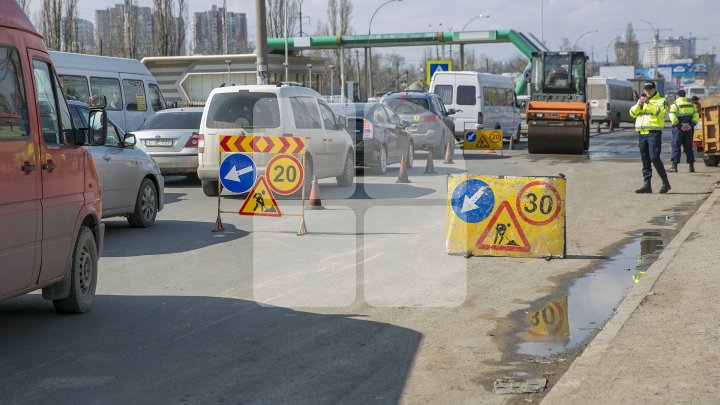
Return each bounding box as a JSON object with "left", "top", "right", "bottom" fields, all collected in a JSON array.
[
  {"left": 30, "top": 53, "right": 86, "bottom": 284},
  {"left": 120, "top": 74, "right": 150, "bottom": 132},
  {"left": 0, "top": 44, "right": 41, "bottom": 297}
]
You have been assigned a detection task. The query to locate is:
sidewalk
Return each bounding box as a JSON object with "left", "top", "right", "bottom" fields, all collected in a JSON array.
[{"left": 542, "top": 188, "right": 720, "bottom": 404}]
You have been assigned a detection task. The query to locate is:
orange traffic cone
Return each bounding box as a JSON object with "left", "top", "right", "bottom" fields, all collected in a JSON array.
[
  {"left": 424, "top": 149, "right": 437, "bottom": 174},
  {"left": 509, "top": 134, "right": 515, "bottom": 150},
  {"left": 443, "top": 141, "right": 455, "bottom": 164},
  {"left": 396, "top": 155, "right": 411, "bottom": 183},
  {"left": 307, "top": 175, "right": 324, "bottom": 210}
]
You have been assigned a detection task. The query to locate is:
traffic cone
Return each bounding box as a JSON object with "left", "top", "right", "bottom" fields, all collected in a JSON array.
[
  {"left": 509, "top": 134, "right": 515, "bottom": 150},
  {"left": 307, "top": 175, "right": 325, "bottom": 210},
  {"left": 443, "top": 141, "right": 455, "bottom": 164},
  {"left": 424, "top": 149, "right": 437, "bottom": 174},
  {"left": 396, "top": 155, "right": 411, "bottom": 183}
]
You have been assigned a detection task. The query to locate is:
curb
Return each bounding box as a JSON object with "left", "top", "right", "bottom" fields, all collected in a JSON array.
[{"left": 541, "top": 188, "right": 720, "bottom": 402}]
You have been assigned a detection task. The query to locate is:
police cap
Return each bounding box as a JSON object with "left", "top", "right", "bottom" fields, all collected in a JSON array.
[
  {"left": 643, "top": 81, "right": 656, "bottom": 89},
  {"left": 677, "top": 89, "right": 686, "bottom": 97}
]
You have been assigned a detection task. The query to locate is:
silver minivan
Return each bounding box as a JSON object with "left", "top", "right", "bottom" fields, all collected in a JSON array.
[{"left": 197, "top": 85, "right": 355, "bottom": 197}]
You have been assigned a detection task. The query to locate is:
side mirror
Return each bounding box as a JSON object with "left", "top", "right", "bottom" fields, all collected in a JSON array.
[
  {"left": 88, "top": 95, "right": 107, "bottom": 109},
  {"left": 400, "top": 120, "right": 411, "bottom": 128},
  {"left": 87, "top": 110, "right": 108, "bottom": 146},
  {"left": 124, "top": 133, "right": 137, "bottom": 147},
  {"left": 446, "top": 108, "right": 457, "bottom": 115},
  {"left": 62, "top": 128, "right": 83, "bottom": 146},
  {"left": 337, "top": 114, "right": 348, "bottom": 128}
]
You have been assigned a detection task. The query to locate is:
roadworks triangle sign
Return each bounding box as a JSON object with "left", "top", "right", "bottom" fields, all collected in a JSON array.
[
  {"left": 475, "top": 201, "right": 530, "bottom": 252},
  {"left": 239, "top": 176, "right": 282, "bottom": 217},
  {"left": 477, "top": 135, "right": 490, "bottom": 148}
]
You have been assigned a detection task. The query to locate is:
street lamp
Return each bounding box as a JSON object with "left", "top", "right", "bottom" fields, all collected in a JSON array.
[
  {"left": 329, "top": 64, "right": 335, "bottom": 100},
  {"left": 366, "top": 0, "right": 403, "bottom": 99},
  {"left": 307, "top": 64, "right": 313, "bottom": 89},
  {"left": 460, "top": 14, "right": 490, "bottom": 70},
  {"left": 573, "top": 29, "right": 598, "bottom": 50},
  {"left": 640, "top": 19, "right": 660, "bottom": 81}
]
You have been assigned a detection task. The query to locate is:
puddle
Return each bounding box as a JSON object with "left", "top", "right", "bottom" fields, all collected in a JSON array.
[{"left": 512, "top": 231, "right": 665, "bottom": 357}]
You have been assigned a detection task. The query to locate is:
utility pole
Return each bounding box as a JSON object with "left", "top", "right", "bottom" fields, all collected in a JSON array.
[
  {"left": 255, "top": 0, "right": 268, "bottom": 84},
  {"left": 298, "top": 0, "right": 304, "bottom": 36},
  {"left": 396, "top": 58, "right": 400, "bottom": 90}
]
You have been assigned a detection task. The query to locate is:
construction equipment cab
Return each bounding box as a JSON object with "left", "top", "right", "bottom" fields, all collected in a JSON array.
[
  {"left": 0, "top": 0, "right": 108, "bottom": 313},
  {"left": 526, "top": 51, "right": 590, "bottom": 154}
]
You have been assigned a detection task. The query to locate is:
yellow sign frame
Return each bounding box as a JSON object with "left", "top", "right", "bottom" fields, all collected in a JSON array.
[
  {"left": 446, "top": 174, "right": 566, "bottom": 258},
  {"left": 463, "top": 129, "right": 503, "bottom": 151}
]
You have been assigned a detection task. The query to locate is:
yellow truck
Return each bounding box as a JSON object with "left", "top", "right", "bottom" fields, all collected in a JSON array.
[{"left": 699, "top": 95, "right": 720, "bottom": 166}]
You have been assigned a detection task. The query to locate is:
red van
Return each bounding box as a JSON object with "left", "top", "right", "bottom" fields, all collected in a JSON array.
[{"left": 0, "top": 0, "right": 108, "bottom": 313}]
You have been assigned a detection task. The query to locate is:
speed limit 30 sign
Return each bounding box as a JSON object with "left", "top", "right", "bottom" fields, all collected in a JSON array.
[{"left": 266, "top": 154, "right": 304, "bottom": 195}]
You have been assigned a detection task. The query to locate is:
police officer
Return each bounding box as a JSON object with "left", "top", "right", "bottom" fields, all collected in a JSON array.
[
  {"left": 629, "top": 81, "right": 671, "bottom": 194},
  {"left": 667, "top": 89, "right": 700, "bottom": 172}
]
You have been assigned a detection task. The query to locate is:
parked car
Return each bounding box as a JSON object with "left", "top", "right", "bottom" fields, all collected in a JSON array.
[
  {"left": 380, "top": 91, "right": 456, "bottom": 157},
  {"left": 67, "top": 100, "right": 165, "bottom": 228},
  {"left": 0, "top": 0, "right": 108, "bottom": 312},
  {"left": 132, "top": 107, "right": 203, "bottom": 176},
  {"left": 197, "top": 84, "right": 355, "bottom": 197},
  {"left": 330, "top": 102, "right": 413, "bottom": 174}
]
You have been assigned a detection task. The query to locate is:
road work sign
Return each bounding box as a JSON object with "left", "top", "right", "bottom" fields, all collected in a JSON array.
[
  {"left": 447, "top": 175, "right": 566, "bottom": 258},
  {"left": 464, "top": 130, "right": 503, "bottom": 150},
  {"left": 266, "top": 154, "right": 304, "bottom": 195},
  {"left": 523, "top": 297, "right": 569, "bottom": 342},
  {"left": 220, "top": 135, "right": 305, "bottom": 154},
  {"left": 240, "top": 176, "right": 282, "bottom": 217}
]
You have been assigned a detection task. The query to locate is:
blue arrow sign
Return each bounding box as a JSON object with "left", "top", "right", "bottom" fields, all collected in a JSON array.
[
  {"left": 465, "top": 130, "right": 477, "bottom": 143},
  {"left": 219, "top": 153, "right": 257, "bottom": 194},
  {"left": 451, "top": 179, "right": 495, "bottom": 224}
]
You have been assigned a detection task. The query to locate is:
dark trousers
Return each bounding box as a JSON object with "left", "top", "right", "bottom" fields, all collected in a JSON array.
[
  {"left": 671, "top": 127, "right": 695, "bottom": 164},
  {"left": 638, "top": 131, "right": 667, "bottom": 180}
]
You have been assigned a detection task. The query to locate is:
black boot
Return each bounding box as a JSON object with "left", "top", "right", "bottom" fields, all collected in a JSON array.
[
  {"left": 635, "top": 179, "right": 652, "bottom": 194},
  {"left": 689, "top": 162, "right": 695, "bottom": 173},
  {"left": 659, "top": 177, "right": 671, "bottom": 194},
  {"left": 667, "top": 162, "right": 678, "bottom": 172}
]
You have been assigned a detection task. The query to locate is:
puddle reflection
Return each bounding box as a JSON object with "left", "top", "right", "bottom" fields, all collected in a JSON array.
[{"left": 516, "top": 231, "right": 665, "bottom": 357}]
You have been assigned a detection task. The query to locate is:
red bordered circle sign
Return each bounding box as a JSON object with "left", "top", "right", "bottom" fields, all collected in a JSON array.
[{"left": 265, "top": 154, "right": 304, "bottom": 196}]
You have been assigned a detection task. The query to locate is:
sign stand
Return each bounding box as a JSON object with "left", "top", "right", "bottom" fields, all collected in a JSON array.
[{"left": 212, "top": 135, "right": 308, "bottom": 236}]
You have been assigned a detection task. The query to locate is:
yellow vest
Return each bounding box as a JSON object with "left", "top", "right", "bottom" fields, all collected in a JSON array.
[
  {"left": 669, "top": 97, "right": 700, "bottom": 126},
  {"left": 629, "top": 93, "right": 668, "bottom": 134}
]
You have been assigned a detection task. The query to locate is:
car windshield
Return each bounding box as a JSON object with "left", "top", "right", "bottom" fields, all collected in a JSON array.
[
  {"left": 140, "top": 111, "right": 203, "bottom": 130},
  {"left": 383, "top": 98, "right": 430, "bottom": 114},
  {"left": 205, "top": 92, "right": 281, "bottom": 129}
]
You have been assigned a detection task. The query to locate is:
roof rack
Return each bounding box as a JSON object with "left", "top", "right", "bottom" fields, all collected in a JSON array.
[{"left": 277, "top": 81, "right": 304, "bottom": 87}]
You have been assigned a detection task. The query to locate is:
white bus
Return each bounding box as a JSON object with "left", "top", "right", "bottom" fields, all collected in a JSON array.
[
  {"left": 430, "top": 71, "right": 522, "bottom": 142},
  {"left": 587, "top": 76, "right": 637, "bottom": 130},
  {"left": 50, "top": 51, "right": 167, "bottom": 131}
]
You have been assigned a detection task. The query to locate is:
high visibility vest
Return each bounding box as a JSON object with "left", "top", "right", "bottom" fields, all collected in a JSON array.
[
  {"left": 669, "top": 97, "right": 700, "bottom": 126},
  {"left": 629, "top": 92, "right": 668, "bottom": 134}
]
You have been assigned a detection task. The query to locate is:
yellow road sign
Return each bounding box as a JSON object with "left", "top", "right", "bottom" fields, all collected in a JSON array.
[
  {"left": 446, "top": 175, "right": 566, "bottom": 258},
  {"left": 239, "top": 176, "right": 282, "bottom": 217},
  {"left": 266, "top": 154, "right": 304, "bottom": 195},
  {"left": 463, "top": 130, "right": 503, "bottom": 150}
]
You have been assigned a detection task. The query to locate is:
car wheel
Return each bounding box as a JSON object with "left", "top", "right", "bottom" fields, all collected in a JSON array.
[
  {"left": 514, "top": 124, "right": 521, "bottom": 143},
  {"left": 202, "top": 180, "right": 219, "bottom": 197},
  {"left": 128, "top": 178, "right": 158, "bottom": 228},
  {"left": 610, "top": 114, "right": 620, "bottom": 131},
  {"left": 406, "top": 141, "right": 415, "bottom": 169},
  {"left": 336, "top": 151, "right": 355, "bottom": 187},
  {"left": 373, "top": 146, "right": 388, "bottom": 175},
  {"left": 52, "top": 226, "right": 97, "bottom": 314}
]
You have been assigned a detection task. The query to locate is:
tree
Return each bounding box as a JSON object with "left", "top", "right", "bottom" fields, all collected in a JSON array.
[
  {"left": 64, "top": 0, "right": 77, "bottom": 52},
  {"left": 40, "top": 0, "right": 62, "bottom": 51},
  {"left": 175, "top": 0, "right": 188, "bottom": 55},
  {"left": 559, "top": 37, "right": 573, "bottom": 52},
  {"left": 267, "top": 0, "right": 298, "bottom": 38},
  {"left": 18, "top": 0, "right": 32, "bottom": 14}
]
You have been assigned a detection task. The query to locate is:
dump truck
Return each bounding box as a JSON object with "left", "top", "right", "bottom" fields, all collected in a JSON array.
[
  {"left": 526, "top": 51, "right": 590, "bottom": 154},
  {"left": 699, "top": 95, "right": 720, "bottom": 166}
]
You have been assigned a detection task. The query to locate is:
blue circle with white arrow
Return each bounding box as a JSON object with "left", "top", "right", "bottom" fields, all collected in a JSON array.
[
  {"left": 465, "top": 131, "right": 477, "bottom": 143},
  {"left": 451, "top": 179, "right": 495, "bottom": 224},
  {"left": 219, "top": 153, "right": 257, "bottom": 194}
]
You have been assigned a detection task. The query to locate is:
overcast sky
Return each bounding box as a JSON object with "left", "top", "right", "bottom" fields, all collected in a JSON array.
[{"left": 29, "top": 0, "right": 720, "bottom": 66}]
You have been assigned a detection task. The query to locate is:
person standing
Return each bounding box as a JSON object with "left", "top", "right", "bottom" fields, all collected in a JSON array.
[
  {"left": 667, "top": 89, "right": 700, "bottom": 172},
  {"left": 629, "top": 81, "right": 671, "bottom": 194}
]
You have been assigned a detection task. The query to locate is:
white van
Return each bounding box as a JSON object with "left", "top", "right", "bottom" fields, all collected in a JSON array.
[
  {"left": 197, "top": 84, "right": 355, "bottom": 197},
  {"left": 430, "top": 71, "right": 521, "bottom": 142},
  {"left": 587, "top": 76, "right": 637, "bottom": 130},
  {"left": 686, "top": 86, "right": 708, "bottom": 98},
  {"left": 50, "top": 51, "right": 167, "bottom": 132}
]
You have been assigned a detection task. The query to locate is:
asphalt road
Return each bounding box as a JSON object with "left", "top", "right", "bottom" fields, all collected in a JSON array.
[{"left": 2, "top": 125, "right": 719, "bottom": 404}]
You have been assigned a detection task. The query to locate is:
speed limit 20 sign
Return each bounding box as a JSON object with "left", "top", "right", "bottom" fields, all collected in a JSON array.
[
  {"left": 266, "top": 154, "right": 304, "bottom": 195},
  {"left": 446, "top": 175, "right": 566, "bottom": 258}
]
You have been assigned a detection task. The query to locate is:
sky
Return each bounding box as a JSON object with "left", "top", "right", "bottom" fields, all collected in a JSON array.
[{"left": 27, "top": 0, "right": 720, "bottom": 67}]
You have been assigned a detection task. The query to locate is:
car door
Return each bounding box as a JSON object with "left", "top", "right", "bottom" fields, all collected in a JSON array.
[
  {"left": 383, "top": 105, "right": 411, "bottom": 158},
  {"left": 121, "top": 75, "right": 149, "bottom": 131},
  {"left": 317, "top": 99, "right": 348, "bottom": 172},
  {"left": 30, "top": 54, "right": 87, "bottom": 284},
  {"left": 0, "top": 44, "right": 41, "bottom": 296},
  {"left": 434, "top": 96, "right": 454, "bottom": 135},
  {"left": 372, "top": 106, "right": 400, "bottom": 161},
  {"left": 89, "top": 121, "right": 136, "bottom": 214},
  {"left": 289, "top": 96, "right": 327, "bottom": 176}
]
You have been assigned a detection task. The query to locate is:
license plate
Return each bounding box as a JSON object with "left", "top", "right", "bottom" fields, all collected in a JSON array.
[{"left": 145, "top": 139, "right": 173, "bottom": 147}]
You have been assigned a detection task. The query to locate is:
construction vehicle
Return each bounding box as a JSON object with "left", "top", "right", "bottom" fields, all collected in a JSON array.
[
  {"left": 526, "top": 51, "right": 590, "bottom": 154},
  {"left": 698, "top": 95, "right": 720, "bottom": 166}
]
